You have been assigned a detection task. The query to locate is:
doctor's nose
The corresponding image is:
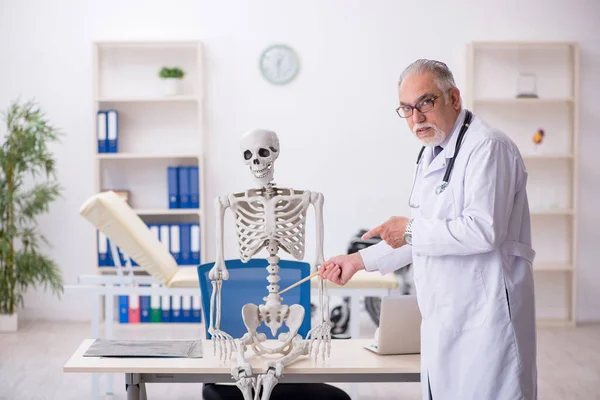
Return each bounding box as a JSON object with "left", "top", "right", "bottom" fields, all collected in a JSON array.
[{"left": 412, "top": 109, "right": 426, "bottom": 124}]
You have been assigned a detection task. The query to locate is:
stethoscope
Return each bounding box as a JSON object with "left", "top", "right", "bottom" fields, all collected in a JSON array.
[{"left": 408, "top": 110, "right": 473, "bottom": 209}]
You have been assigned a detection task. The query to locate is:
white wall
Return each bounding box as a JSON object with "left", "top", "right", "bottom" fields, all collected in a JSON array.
[{"left": 1, "top": 0, "right": 599, "bottom": 322}]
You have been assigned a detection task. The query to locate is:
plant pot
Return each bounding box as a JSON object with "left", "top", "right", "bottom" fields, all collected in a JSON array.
[
  {"left": 0, "top": 312, "right": 18, "bottom": 332},
  {"left": 162, "top": 78, "right": 181, "bottom": 96}
]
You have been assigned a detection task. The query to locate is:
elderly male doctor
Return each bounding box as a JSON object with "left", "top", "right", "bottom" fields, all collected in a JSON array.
[{"left": 321, "top": 59, "right": 537, "bottom": 399}]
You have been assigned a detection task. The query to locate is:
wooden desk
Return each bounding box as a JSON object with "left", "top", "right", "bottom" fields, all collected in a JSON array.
[{"left": 64, "top": 339, "right": 420, "bottom": 400}]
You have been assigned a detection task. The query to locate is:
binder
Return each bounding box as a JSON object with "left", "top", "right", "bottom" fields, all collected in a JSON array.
[
  {"left": 170, "top": 224, "right": 181, "bottom": 264},
  {"left": 150, "top": 284, "right": 161, "bottom": 323},
  {"left": 106, "top": 109, "right": 119, "bottom": 153},
  {"left": 140, "top": 284, "right": 151, "bottom": 323},
  {"left": 96, "top": 111, "right": 107, "bottom": 153},
  {"left": 98, "top": 231, "right": 108, "bottom": 266},
  {"left": 191, "top": 224, "right": 200, "bottom": 265},
  {"left": 161, "top": 295, "right": 171, "bottom": 323},
  {"left": 192, "top": 295, "right": 201, "bottom": 323},
  {"left": 118, "top": 294, "right": 129, "bottom": 323},
  {"left": 167, "top": 166, "right": 179, "bottom": 209},
  {"left": 159, "top": 224, "right": 170, "bottom": 254},
  {"left": 128, "top": 291, "right": 140, "bottom": 323},
  {"left": 171, "top": 296, "right": 182, "bottom": 323},
  {"left": 106, "top": 239, "right": 114, "bottom": 267},
  {"left": 178, "top": 166, "right": 191, "bottom": 208},
  {"left": 182, "top": 296, "right": 192, "bottom": 323},
  {"left": 189, "top": 166, "right": 199, "bottom": 208},
  {"left": 180, "top": 223, "right": 191, "bottom": 265}
]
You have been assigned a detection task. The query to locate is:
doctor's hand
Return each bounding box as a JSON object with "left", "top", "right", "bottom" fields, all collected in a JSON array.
[
  {"left": 319, "top": 253, "right": 365, "bottom": 286},
  {"left": 362, "top": 216, "right": 410, "bottom": 249}
]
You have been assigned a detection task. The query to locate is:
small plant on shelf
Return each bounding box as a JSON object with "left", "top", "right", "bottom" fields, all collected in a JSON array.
[
  {"left": 159, "top": 67, "right": 185, "bottom": 79},
  {"left": 159, "top": 67, "right": 186, "bottom": 96}
]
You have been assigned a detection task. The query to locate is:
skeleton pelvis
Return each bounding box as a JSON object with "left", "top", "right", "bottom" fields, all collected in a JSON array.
[{"left": 259, "top": 303, "right": 289, "bottom": 337}]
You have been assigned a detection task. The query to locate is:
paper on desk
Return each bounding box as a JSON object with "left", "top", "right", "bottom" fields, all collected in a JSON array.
[{"left": 83, "top": 339, "right": 203, "bottom": 358}]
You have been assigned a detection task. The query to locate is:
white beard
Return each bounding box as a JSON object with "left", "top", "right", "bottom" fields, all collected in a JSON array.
[{"left": 413, "top": 123, "right": 447, "bottom": 147}]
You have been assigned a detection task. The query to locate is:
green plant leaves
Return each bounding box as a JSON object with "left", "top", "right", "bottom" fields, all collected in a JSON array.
[
  {"left": 159, "top": 66, "right": 185, "bottom": 79},
  {"left": 0, "top": 98, "right": 63, "bottom": 315}
]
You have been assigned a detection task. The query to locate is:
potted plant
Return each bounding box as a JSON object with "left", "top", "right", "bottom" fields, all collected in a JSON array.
[
  {"left": 159, "top": 66, "right": 185, "bottom": 96},
  {"left": 0, "top": 99, "right": 64, "bottom": 332}
]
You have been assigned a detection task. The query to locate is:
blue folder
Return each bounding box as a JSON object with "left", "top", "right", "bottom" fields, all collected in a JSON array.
[
  {"left": 167, "top": 167, "right": 179, "bottom": 209},
  {"left": 178, "top": 166, "right": 191, "bottom": 208},
  {"left": 189, "top": 166, "right": 199, "bottom": 208}
]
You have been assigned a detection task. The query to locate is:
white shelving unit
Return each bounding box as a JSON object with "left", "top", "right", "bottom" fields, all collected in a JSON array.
[
  {"left": 92, "top": 40, "right": 206, "bottom": 273},
  {"left": 467, "top": 41, "right": 579, "bottom": 325}
]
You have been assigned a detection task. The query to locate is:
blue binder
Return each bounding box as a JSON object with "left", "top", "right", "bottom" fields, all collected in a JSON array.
[
  {"left": 189, "top": 166, "right": 199, "bottom": 208},
  {"left": 167, "top": 167, "right": 179, "bottom": 209},
  {"left": 119, "top": 295, "right": 129, "bottom": 323},
  {"left": 96, "top": 111, "right": 107, "bottom": 153},
  {"left": 190, "top": 223, "right": 200, "bottom": 265},
  {"left": 97, "top": 231, "right": 108, "bottom": 266},
  {"left": 106, "top": 109, "right": 119, "bottom": 153},
  {"left": 106, "top": 239, "right": 114, "bottom": 267},
  {"left": 171, "top": 296, "right": 182, "bottom": 323},
  {"left": 170, "top": 224, "right": 181, "bottom": 265},
  {"left": 180, "top": 224, "right": 191, "bottom": 265},
  {"left": 192, "top": 295, "right": 201, "bottom": 323},
  {"left": 182, "top": 296, "right": 192, "bottom": 323},
  {"left": 161, "top": 296, "right": 171, "bottom": 323},
  {"left": 178, "top": 166, "right": 191, "bottom": 208},
  {"left": 140, "top": 285, "right": 151, "bottom": 323}
]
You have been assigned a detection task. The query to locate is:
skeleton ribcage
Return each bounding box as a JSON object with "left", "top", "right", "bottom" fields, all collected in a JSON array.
[{"left": 230, "top": 189, "right": 310, "bottom": 262}]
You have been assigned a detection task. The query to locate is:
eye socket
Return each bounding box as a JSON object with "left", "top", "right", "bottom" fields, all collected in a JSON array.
[
  {"left": 258, "top": 148, "right": 270, "bottom": 157},
  {"left": 244, "top": 150, "right": 252, "bottom": 160}
]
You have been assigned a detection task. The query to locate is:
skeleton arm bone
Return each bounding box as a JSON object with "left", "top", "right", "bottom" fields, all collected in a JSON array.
[
  {"left": 310, "top": 192, "right": 329, "bottom": 321},
  {"left": 208, "top": 195, "right": 234, "bottom": 360}
]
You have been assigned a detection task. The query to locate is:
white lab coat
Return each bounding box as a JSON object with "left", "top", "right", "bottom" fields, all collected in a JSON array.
[{"left": 360, "top": 109, "right": 537, "bottom": 400}]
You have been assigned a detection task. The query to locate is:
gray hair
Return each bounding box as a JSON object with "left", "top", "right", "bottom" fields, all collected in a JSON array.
[{"left": 398, "top": 59, "right": 457, "bottom": 103}]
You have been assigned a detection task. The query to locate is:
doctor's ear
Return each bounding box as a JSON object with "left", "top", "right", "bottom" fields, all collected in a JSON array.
[{"left": 449, "top": 88, "right": 461, "bottom": 110}]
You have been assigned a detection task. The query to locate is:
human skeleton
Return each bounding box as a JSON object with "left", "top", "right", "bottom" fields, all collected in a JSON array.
[{"left": 208, "top": 128, "right": 332, "bottom": 400}]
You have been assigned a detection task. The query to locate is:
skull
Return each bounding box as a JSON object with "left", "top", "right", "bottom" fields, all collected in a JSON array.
[{"left": 240, "top": 128, "right": 280, "bottom": 186}]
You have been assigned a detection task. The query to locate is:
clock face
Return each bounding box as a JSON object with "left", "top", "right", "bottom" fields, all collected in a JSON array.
[{"left": 259, "top": 44, "right": 299, "bottom": 85}]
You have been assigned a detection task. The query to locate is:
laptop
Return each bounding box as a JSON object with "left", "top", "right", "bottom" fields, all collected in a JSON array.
[{"left": 364, "top": 295, "right": 421, "bottom": 355}]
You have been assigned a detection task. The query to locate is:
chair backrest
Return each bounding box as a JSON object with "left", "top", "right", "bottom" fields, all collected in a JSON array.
[{"left": 197, "top": 259, "right": 311, "bottom": 340}]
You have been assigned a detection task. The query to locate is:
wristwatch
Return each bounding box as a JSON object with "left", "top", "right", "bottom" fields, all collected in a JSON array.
[{"left": 404, "top": 218, "right": 414, "bottom": 245}]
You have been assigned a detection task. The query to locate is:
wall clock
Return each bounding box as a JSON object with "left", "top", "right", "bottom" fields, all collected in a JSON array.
[{"left": 259, "top": 44, "right": 300, "bottom": 85}]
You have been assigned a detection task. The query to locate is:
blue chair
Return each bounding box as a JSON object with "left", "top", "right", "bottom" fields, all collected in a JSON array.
[
  {"left": 197, "top": 259, "right": 350, "bottom": 400},
  {"left": 197, "top": 258, "right": 311, "bottom": 339}
]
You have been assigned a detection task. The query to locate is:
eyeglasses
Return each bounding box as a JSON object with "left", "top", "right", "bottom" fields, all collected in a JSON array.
[{"left": 395, "top": 95, "right": 441, "bottom": 118}]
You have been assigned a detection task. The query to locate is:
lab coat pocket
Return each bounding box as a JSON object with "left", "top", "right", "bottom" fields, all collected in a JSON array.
[
  {"left": 438, "top": 264, "right": 488, "bottom": 332},
  {"left": 424, "top": 185, "right": 457, "bottom": 220}
]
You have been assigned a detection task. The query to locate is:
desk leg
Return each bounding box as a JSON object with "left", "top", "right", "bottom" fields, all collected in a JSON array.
[
  {"left": 125, "top": 373, "right": 142, "bottom": 400},
  {"left": 105, "top": 289, "right": 115, "bottom": 396},
  {"left": 91, "top": 294, "right": 100, "bottom": 400},
  {"left": 350, "top": 295, "right": 361, "bottom": 339}
]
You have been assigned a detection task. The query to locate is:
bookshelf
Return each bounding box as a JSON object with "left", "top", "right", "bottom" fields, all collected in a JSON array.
[
  {"left": 466, "top": 42, "right": 579, "bottom": 325},
  {"left": 92, "top": 41, "right": 206, "bottom": 315}
]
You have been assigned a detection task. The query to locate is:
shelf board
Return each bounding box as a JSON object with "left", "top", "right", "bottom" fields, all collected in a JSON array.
[
  {"left": 474, "top": 98, "right": 574, "bottom": 105},
  {"left": 530, "top": 209, "right": 574, "bottom": 216},
  {"left": 472, "top": 41, "right": 575, "bottom": 50},
  {"left": 97, "top": 153, "right": 200, "bottom": 160},
  {"left": 522, "top": 154, "right": 574, "bottom": 160},
  {"left": 97, "top": 95, "right": 198, "bottom": 103},
  {"left": 534, "top": 263, "right": 573, "bottom": 272},
  {"left": 96, "top": 40, "right": 200, "bottom": 48},
  {"left": 134, "top": 208, "right": 201, "bottom": 216},
  {"left": 97, "top": 265, "right": 198, "bottom": 274}
]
